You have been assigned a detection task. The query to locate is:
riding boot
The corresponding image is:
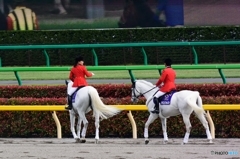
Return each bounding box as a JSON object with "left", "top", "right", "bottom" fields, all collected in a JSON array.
[
  {"left": 65, "top": 95, "right": 73, "bottom": 110},
  {"left": 151, "top": 97, "right": 159, "bottom": 114}
]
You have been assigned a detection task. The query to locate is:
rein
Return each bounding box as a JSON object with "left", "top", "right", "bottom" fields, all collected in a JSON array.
[{"left": 132, "top": 84, "right": 157, "bottom": 98}]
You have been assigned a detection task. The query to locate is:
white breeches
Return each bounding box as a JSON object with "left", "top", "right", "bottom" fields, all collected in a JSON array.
[
  {"left": 67, "top": 82, "right": 77, "bottom": 96},
  {"left": 68, "top": 87, "right": 77, "bottom": 96},
  {"left": 154, "top": 90, "right": 166, "bottom": 98}
]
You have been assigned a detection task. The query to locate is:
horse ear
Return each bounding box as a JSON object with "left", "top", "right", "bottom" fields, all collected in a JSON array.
[{"left": 65, "top": 80, "right": 69, "bottom": 85}]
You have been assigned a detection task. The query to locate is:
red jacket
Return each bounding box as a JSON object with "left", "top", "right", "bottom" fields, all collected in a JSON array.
[
  {"left": 69, "top": 65, "right": 93, "bottom": 87},
  {"left": 156, "top": 67, "right": 176, "bottom": 92}
]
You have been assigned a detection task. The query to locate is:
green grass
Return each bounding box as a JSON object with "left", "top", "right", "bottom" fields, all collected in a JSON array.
[
  {"left": 0, "top": 69, "right": 239, "bottom": 80},
  {"left": 39, "top": 18, "right": 119, "bottom": 30}
]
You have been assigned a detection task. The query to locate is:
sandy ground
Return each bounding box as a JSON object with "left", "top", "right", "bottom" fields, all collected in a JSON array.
[{"left": 0, "top": 138, "right": 239, "bottom": 159}]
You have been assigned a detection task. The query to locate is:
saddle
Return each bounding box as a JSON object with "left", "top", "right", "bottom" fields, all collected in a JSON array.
[
  {"left": 157, "top": 90, "right": 177, "bottom": 105},
  {"left": 71, "top": 86, "right": 85, "bottom": 103}
]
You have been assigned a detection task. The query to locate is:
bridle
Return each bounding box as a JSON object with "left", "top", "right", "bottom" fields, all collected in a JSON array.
[{"left": 131, "top": 81, "right": 157, "bottom": 101}]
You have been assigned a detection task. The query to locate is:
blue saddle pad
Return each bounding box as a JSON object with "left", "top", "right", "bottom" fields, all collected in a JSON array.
[
  {"left": 159, "top": 90, "right": 176, "bottom": 105},
  {"left": 72, "top": 91, "right": 77, "bottom": 103},
  {"left": 71, "top": 86, "right": 85, "bottom": 103}
]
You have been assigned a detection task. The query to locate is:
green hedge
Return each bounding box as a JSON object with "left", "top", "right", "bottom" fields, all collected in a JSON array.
[
  {"left": 0, "top": 83, "right": 240, "bottom": 138},
  {"left": 1, "top": 27, "right": 240, "bottom": 66},
  {"left": 0, "top": 83, "right": 239, "bottom": 98}
]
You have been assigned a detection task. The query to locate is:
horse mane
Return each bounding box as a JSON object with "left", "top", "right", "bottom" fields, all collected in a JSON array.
[{"left": 137, "top": 80, "right": 154, "bottom": 87}]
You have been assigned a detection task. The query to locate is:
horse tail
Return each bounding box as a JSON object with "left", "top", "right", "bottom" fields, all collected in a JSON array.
[
  {"left": 186, "top": 91, "right": 205, "bottom": 115},
  {"left": 196, "top": 93, "right": 204, "bottom": 109},
  {"left": 88, "top": 86, "right": 121, "bottom": 119}
]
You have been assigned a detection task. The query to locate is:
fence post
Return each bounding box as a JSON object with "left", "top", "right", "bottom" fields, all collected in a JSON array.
[
  {"left": 218, "top": 68, "right": 226, "bottom": 84},
  {"left": 128, "top": 70, "right": 135, "bottom": 82},
  {"left": 52, "top": 111, "right": 62, "bottom": 139},
  {"left": 91, "top": 48, "right": 98, "bottom": 66},
  {"left": 14, "top": 71, "right": 22, "bottom": 86},
  {"left": 191, "top": 46, "right": 198, "bottom": 65},
  {"left": 43, "top": 49, "right": 50, "bottom": 67},
  {"left": 141, "top": 47, "right": 148, "bottom": 65}
]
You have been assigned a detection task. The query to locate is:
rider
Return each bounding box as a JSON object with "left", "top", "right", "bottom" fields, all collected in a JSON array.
[
  {"left": 65, "top": 56, "right": 94, "bottom": 110},
  {"left": 151, "top": 58, "right": 176, "bottom": 113}
]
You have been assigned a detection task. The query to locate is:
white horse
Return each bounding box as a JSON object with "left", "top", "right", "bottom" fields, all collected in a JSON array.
[
  {"left": 66, "top": 80, "right": 121, "bottom": 143},
  {"left": 131, "top": 80, "right": 213, "bottom": 145}
]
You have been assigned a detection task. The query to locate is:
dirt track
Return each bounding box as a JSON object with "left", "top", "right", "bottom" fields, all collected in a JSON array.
[{"left": 0, "top": 138, "right": 239, "bottom": 159}]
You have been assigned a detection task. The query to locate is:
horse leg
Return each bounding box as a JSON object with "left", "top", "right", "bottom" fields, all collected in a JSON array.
[
  {"left": 69, "top": 112, "right": 79, "bottom": 141},
  {"left": 195, "top": 113, "right": 213, "bottom": 143},
  {"left": 144, "top": 113, "right": 158, "bottom": 144},
  {"left": 94, "top": 113, "right": 100, "bottom": 144},
  {"left": 160, "top": 117, "right": 168, "bottom": 144},
  {"left": 79, "top": 113, "right": 88, "bottom": 143},
  {"left": 182, "top": 114, "right": 192, "bottom": 145},
  {"left": 77, "top": 117, "right": 82, "bottom": 139}
]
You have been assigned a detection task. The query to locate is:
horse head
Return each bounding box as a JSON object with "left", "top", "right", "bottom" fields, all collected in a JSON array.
[
  {"left": 131, "top": 80, "right": 158, "bottom": 103},
  {"left": 131, "top": 80, "right": 139, "bottom": 103}
]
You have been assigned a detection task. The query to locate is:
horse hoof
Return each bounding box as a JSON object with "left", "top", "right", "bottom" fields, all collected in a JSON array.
[
  {"left": 95, "top": 139, "right": 99, "bottom": 144},
  {"left": 163, "top": 140, "right": 168, "bottom": 144},
  {"left": 75, "top": 138, "right": 81, "bottom": 143},
  {"left": 209, "top": 139, "right": 213, "bottom": 144},
  {"left": 145, "top": 140, "right": 149, "bottom": 145},
  {"left": 181, "top": 142, "right": 187, "bottom": 145},
  {"left": 81, "top": 139, "right": 86, "bottom": 143}
]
